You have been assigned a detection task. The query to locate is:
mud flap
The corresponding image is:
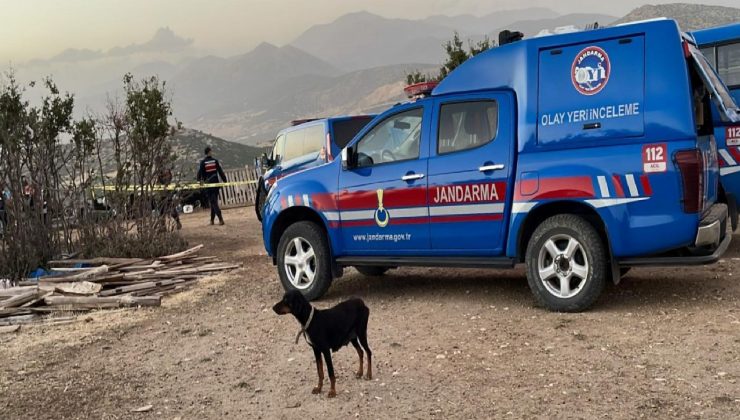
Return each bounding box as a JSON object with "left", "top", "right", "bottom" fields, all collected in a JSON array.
[{"left": 610, "top": 250, "right": 621, "bottom": 285}]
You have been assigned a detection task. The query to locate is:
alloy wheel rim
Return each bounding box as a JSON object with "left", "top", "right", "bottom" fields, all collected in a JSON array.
[
  {"left": 284, "top": 237, "right": 316, "bottom": 289},
  {"left": 537, "top": 234, "right": 589, "bottom": 299}
]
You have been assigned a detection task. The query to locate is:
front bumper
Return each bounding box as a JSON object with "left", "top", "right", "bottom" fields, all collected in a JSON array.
[{"left": 619, "top": 203, "right": 731, "bottom": 267}]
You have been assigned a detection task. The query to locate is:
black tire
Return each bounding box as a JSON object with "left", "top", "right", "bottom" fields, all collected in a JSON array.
[
  {"left": 355, "top": 266, "right": 390, "bottom": 276},
  {"left": 255, "top": 183, "right": 266, "bottom": 222},
  {"left": 276, "top": 221, "right": 332, "bottom": 301},
  {"left": 525, "top": 214, "right": 607, "bottom": 312},
  {"left": 619, "top": 267, "right": 631, "bottom": 278}
]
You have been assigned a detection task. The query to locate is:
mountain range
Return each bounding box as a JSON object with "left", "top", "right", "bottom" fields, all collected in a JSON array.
[{"left": 9, "top": 3, "right": 740, "bottom": 160}]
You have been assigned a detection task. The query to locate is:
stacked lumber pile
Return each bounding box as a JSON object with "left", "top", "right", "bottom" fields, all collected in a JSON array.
[{"left": 0, "top": 245, "right": 239, "bottom": 327}]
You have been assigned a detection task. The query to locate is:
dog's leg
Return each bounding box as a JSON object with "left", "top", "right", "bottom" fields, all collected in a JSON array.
[
  {"left": 312, "top": 347, "right": 323, "bottom": 394},
  {"left": 322, "top": 350, "right": 336, "bottom": 398},
  {"left": 358, "top": 308, "right": 373, "bottom": 380},
  {"left": 351, "top": 338, "right": 364, "bottom": 379}
]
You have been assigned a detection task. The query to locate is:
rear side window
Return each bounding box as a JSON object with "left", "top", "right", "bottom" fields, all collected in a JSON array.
[
  {"left": 717, "top": 42, "right": 740, "bottom": 88},
  {"left": 283, "top": 124, "right": 326, "bottom": 161},
  {"left": 537, "top": 36, "right": 645, "bottom": 145},
  {"left": 332, "top": 117, "right": 374, "bottom": 149},
  {"left": 437, "top": 101, "right": 498, "bottom": 154},
  {"left": 283, "top": 130, "right": 304, "bottom": 161},
  {"left": 301, "top": 124, "right": 325, "bottom": 156}
]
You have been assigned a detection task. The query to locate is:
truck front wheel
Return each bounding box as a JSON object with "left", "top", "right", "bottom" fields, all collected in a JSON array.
[
  {"left": 525, "top": 214, "right": 607, "bottom": 312},
  {"left": 277, "top": 221, "right": 333, "bottom": 301}
]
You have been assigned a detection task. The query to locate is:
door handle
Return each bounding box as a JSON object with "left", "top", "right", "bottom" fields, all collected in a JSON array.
[
  {"left": 478, "top": 164, "right": 505, "bottom": 172},
  {"left": 401, "top": 173, "right": 425, "bottom": 181}
]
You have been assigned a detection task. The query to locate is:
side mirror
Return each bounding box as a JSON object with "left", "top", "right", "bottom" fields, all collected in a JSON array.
[
  {"left": 342, "top": 146, "right": 360, "bottom": 170},
  {"left": 341, "top": 147, "right": 350, "bottom": 170},
  {"left": 260, "top": 153, "right": 275, "bottom": 169}
]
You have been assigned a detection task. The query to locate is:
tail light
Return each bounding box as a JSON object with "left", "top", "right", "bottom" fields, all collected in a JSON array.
[
  {"left": 675, "top": 149, "right": 704, "bottom": 213},
  {"left": 325, "top": 133, "right": 333, "bottom": 162}
]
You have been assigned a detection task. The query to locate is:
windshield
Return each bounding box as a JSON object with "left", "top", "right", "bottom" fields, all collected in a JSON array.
[{"left": 688, "top": 42, "right": 739, "bottom": 122}]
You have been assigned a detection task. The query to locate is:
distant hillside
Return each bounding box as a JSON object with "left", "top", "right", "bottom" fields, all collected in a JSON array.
[
  {"left": 292, "top": 11, "right": 618, "bottom": 72},
  {"left": 188, "top": 63, "right": 434, "bottom": 146},
  {"left": 170, "top": 42, "right": 340, "bottom": 122},
  {"left": 292, "top": 12, "right": 455, "bottom": 71},
  {"left": 171, "top": 128, "right": 266, "bottom": 175},
  {"left": 613, "top": 3, "right": 740, "bottom": 30},
  {"left": 425, "top": 8, "right": 559, "bottom": 34}
]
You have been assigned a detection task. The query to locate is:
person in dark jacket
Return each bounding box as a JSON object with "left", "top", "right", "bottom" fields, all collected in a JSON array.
[{"left": 197, "top": 146, "right": 227, "bottom": 225}]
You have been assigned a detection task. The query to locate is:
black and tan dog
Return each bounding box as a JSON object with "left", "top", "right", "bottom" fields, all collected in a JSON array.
[{"left": 273, "top": 290, "right": 372, "bottom": 398}]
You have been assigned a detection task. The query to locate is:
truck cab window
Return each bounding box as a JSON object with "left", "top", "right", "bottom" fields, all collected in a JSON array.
[
  {"left": 438, "top": 101, "right": 498, "bottom": 154},
  {"left": 355, "top": 108, "right": 422, "bottom": 167}
]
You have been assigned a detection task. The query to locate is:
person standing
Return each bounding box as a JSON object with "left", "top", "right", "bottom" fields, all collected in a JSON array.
[{"left": 197, "top": 146, "right": 227, "bottom": 225}]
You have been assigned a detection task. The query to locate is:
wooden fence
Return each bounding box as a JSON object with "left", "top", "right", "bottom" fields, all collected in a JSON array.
[{"left": 218, "top": 166, "right": 260, "bottom": 208}]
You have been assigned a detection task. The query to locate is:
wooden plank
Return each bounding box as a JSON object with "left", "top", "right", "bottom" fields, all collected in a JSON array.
[
  {"left": 99, "top": 279, "right": 185, "bottom": 297},
  {"left": 44, "top": 295, "right": 161, "bottom": 308},
  {"left": 0, "top": 315, "right": 39, "bottom": 326},
  {"left": 47, "top": 257, "right": 141, "bottom": 266},
  {"left": 0, "top": 325, "right": 20, "bottom": 334},
  {"left": 20, "top": 291, "right": 54, "bottom": 308},
  {"left": 108, "top": 259, "right": 147, "bottom": 271},
  {"left": 39, "top": 265, "right": 110, "bottom": 283},
  {"left": 0, "top": 286, "right": 39, "bottom": 297},
  {"left": 48, "top": 267, "right": 98, "bottom": 272},
  {"left": 0, "top": 291, "right": 39, "bottom": 309},
  {"left": 159, "top": 245, "right": 204, "bottom": 262},
  {"left": 54, "top": 282, "right": 102, "bottom": 295},
  {"left": 0, "top": 308, "right": 33, "bottom": 317},
  {"left": 155, "top": 263, "right": 240, "bottom": 275},
  {"left": 119, "top": 261, "right": 164, "bottom": 272}
]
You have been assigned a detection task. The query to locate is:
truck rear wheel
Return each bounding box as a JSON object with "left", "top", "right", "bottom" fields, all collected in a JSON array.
[
  {"left": 525, "top": 214, "right": 607, "bottom": 312},
  {"left": 277, "top": 221, "right": 332, "bottom": 301}
]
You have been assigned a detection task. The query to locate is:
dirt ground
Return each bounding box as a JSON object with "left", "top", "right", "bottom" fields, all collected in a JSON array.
[{"left": 1, "top": 207, "right": 739, "bottom": 419}]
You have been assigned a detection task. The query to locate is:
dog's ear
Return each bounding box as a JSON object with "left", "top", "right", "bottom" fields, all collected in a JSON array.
[{"left": 285, "top": 290, "right": 308, "bottom": 313}]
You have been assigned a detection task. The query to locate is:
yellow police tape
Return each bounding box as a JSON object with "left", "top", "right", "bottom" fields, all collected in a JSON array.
[{"left": 94, "top": 180, "right": 258, "bottom": 192}]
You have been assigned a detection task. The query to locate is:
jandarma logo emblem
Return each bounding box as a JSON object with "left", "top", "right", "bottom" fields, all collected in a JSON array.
[
  {"left": 374, "top": 189, "right": 389, "bottom": 227},
  {"left": 571, "top": 46, "right": 610, "bottom": 95}
]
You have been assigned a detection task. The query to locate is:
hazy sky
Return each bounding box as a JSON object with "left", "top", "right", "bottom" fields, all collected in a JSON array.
[{"left": 2, "top": 0, "right": 737, "bottom": 63}]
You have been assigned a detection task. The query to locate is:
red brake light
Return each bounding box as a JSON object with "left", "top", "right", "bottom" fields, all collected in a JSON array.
[
  {"left": 675, "top": 149, "right": 704, "bottom": 213},
  {"left": 682, "top": 40, "right": 691, "bottom": 59}
]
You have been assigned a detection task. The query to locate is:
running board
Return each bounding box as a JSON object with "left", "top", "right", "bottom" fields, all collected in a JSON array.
[
  {"left": 336, "top": 256, "right": 516, "bottom": 269},
  {"left": 619, "top": 229, "right": 731, "bottom": 267}
]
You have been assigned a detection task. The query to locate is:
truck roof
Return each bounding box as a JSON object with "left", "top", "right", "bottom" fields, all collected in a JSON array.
[
  {"left": 280, "top": 115, "right": 375, "bottom": 134},
  {"left": 433, "top": 18, "right": 683, "bottom": 97},
  {"left": 691, "top": 22, "right": 740, "bottom": 46}
]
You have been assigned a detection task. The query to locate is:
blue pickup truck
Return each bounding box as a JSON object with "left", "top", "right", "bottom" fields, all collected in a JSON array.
[
  {"left": 691, "top": 23, "right": 740, "bottom": 230},
  {"left": 255, "top": 116, "right": 374, "bottom": 220},
  {"left": 262, "top": 19, "right": 737, "bottom": 312}
]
